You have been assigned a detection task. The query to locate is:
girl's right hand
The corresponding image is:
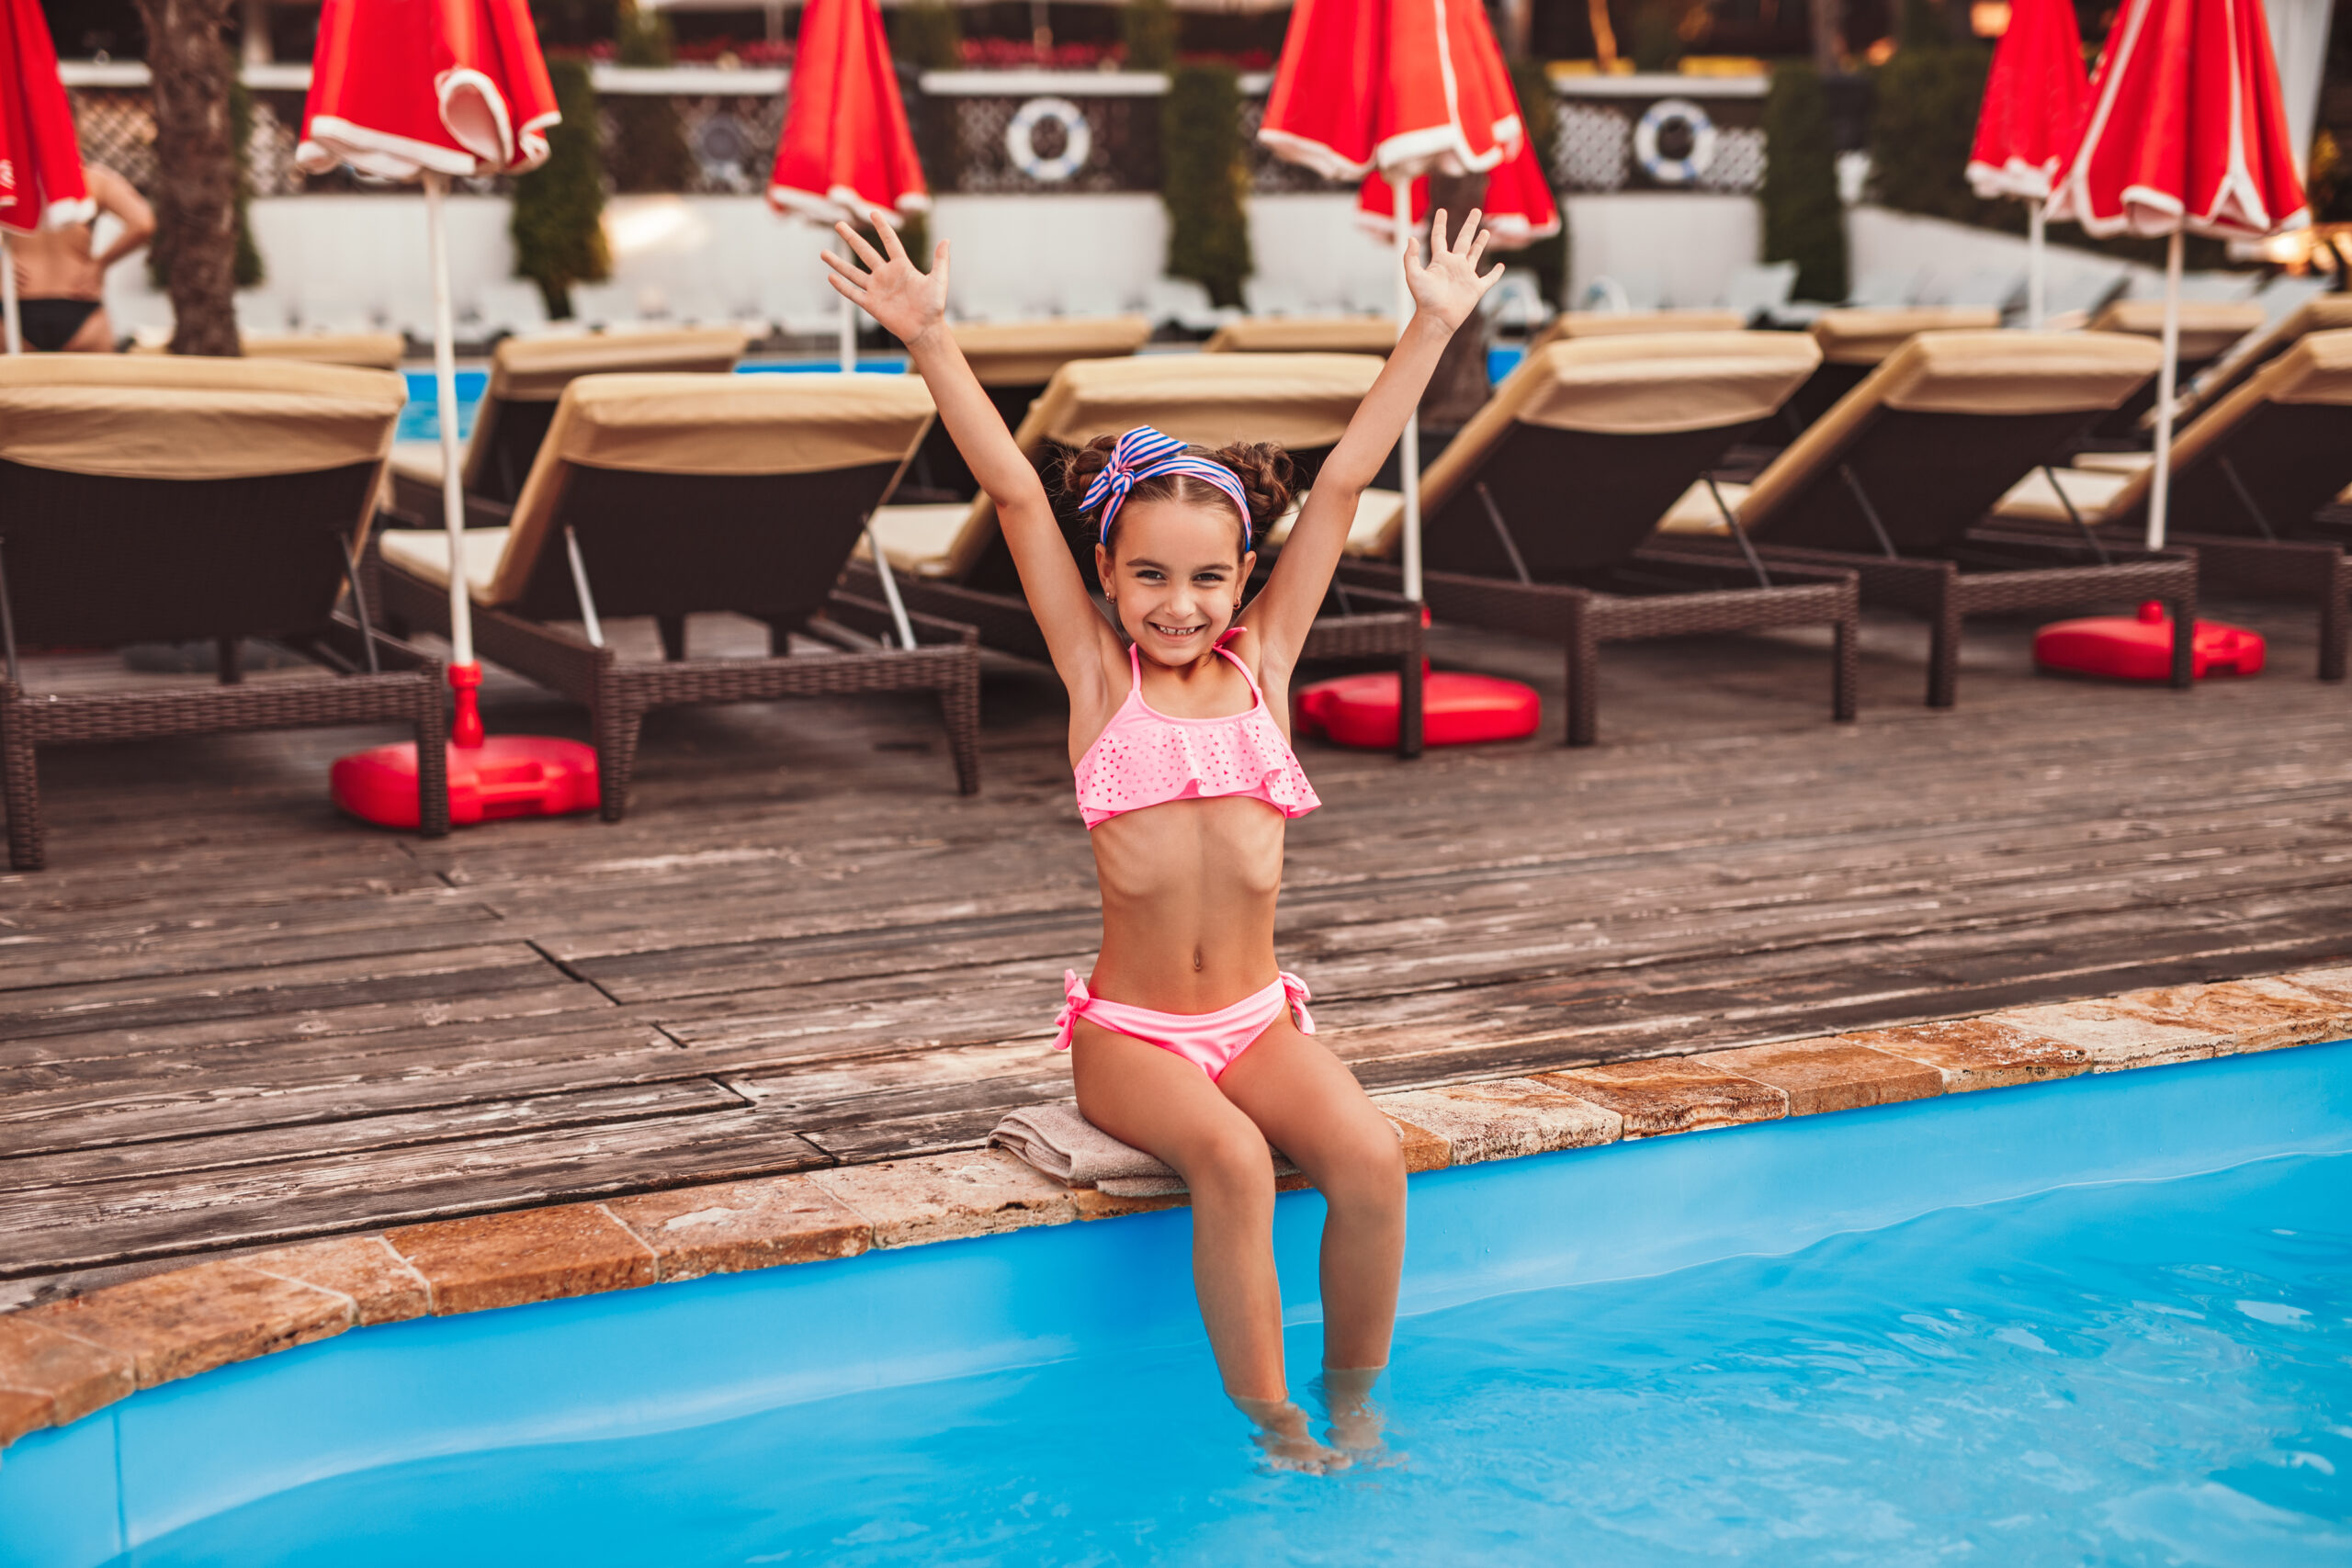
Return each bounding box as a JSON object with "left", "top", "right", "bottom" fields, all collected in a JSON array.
[{"left": 821, "top": 212, "right": 948, "bottom": 349}]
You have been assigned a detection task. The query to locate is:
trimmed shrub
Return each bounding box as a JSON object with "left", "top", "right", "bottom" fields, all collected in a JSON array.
[
  {"left": 512, "top": 58, "right": 610, "bottom": 319},
  {"left": 889, "top": 0, "right": 963, "bottom": 72},
  {"left": 609, "top": 3, "right": 693, "bottom": 193},
  {"left": 1762, "top": 62, "right": 1848, "bottom": 302},
  {"left": 1162, "top": 63, "right": 1251, "bottom": 308},
  {"left": 1508, "top": 59, "right": 1569, "bottom": 306},
  {"left": 1122, "top": 0, "right": 1177, "bottom": 72},
  {"left": 1866, "top": 43, "right": 2005, "bottom": 229}
]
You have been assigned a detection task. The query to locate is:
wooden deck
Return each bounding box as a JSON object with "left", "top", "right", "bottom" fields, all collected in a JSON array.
[{"left": 5, "top": 599, "right": 2348, "bottom": 1306}]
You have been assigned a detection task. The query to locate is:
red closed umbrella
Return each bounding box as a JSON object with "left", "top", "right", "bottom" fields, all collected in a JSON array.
[
  {"left": 1965, "top": 0, "right": 2090, "bottom": 326},
  {"left": 1358, "top": 136, "right": 1560, "bottom": 251},
  {"left": 0, "top": 0, "right": 95, "bottom": 353},
  {"left": 2048, "top": 0, "right": 2307, "bottom": 547},
  {"left": 302, "top": 0, "right": 598, "bottom": 826},
  {"left": 1261, "top": 0, "right": 1531, "bottom": 604},
  {"left": 766, "top": 0, "right": 925, "bottom": 648}
]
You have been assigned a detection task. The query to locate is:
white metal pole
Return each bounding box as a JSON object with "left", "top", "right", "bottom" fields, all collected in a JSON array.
[
  {"left": 1393, "top": 176, "right": 1422, "bottom": 604},
  {"left": 2027, "top": 198, "right": 2046, "bottom": 331},
  {"left": 837, "top": 229, "right": 858, "bottom": 373},
  {"left": 1, "top": 235, "right": 19, "bottom": 355},
  {"left": 2146, "top": 229, "right": 2183, "bottom": 552},
  {"left": 426, "top": 173, "right": 475, "bottom": 669}
]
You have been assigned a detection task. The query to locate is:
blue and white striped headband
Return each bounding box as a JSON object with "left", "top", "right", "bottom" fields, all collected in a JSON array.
[{"left": 1078, "top": 426, "right": 1254, "bottom": 546}]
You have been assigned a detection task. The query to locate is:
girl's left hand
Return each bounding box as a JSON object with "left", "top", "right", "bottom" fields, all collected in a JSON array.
[{"left": 1404, "top": 208, "right": 1503, "bottom": 333}]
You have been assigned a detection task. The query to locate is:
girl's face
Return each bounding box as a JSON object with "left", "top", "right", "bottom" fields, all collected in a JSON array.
[{"left": 1095, "top": 497, "right": 1257, "bottom": 666}]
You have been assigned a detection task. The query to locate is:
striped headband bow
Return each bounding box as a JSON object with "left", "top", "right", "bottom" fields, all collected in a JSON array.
[{"left": 1078, "top": 426, "right": 1254, "bottom": 546}]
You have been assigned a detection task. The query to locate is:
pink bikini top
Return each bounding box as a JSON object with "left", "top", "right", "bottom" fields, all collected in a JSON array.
[{"left": 1073, "top": 632, "right": 1320, "bottom": 829}]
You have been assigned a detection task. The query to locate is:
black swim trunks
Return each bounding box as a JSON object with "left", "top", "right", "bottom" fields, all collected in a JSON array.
[{"left": 17, "top": 298, "right": 101, "bottom": 352}]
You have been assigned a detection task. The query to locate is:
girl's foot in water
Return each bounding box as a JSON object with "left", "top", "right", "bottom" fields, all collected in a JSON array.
[
  {"left": 1232, "top": 1394, "right": 1352, "bottom": 1474},
  {"left": 1315, "top": 1366, "right": 1401, "bottom": 1465}
]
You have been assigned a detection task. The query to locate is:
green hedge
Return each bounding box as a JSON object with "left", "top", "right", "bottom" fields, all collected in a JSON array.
[
  {"left": 512, "top": 58, "right": 610, "bottom": 319},
  {"left": 609, "top": 4, "right": 693, "bottom": 193},
  {"left": 1162, "top": 63, "right": 1251, "bottom": 308},
  {"left": 888, "top": 0, "right": 963, "bottom": 72},
  {"left": 1762, "top": 62, "right": 1847, "bottom": 302},
  {"left": 1122, "top": 0, "right": 1177, "bottom": 72},
  {"left": 1508, "top": 60, "right": 1568, "bottom": 306}
]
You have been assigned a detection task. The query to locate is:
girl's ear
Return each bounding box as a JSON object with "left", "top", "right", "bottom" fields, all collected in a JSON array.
[
  {"left": 1094, "top": 540, "right": 1114, "bottom": 598},
  {"left": 1238, "top": 547, "right": 1258, "bottom": 599}
]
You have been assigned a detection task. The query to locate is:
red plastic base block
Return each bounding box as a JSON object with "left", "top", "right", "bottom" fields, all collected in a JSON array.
[
  {"left": 2034, "top": 601, "right": 2266, "bottom": 683},
  {"left": 332, "top": 735, "right": 602, "bottom": 829},
  {"left": 1296, "top": 670, "right": 1542, "bottom": 749}
]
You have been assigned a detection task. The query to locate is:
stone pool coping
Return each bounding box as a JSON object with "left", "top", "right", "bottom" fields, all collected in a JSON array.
[{"left": 4, "top": 965, "right": 2349, "bottom": 1451}]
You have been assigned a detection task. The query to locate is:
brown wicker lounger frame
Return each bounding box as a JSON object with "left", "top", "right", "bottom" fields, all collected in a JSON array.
[
  {"left": 0, "top": 355, "right": 450, "bottom": 871},
  {"left": 387, "top": 327, "right": 747, "bottom": 520},
  {"left": 858, "top": 352, "right": 1430, "bottom": 756},
  {"left": 2006, "top": 329, "right": 2352, "bottom": 681},
  {"left": 905, "top": 317, "right": 1152, "bottom": 502},
  {"left": 375, "top": 371, "right": 980, "bottom": 819},
  {"left": 1336, "top": 332, "right": 1861, "bottom": 745},
  {"left": 1724, "top": 330, "right": 2198, "bottom": 706}
]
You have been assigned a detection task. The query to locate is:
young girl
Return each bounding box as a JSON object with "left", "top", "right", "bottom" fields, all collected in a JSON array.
[{"left": 826, "top": 211, "right": 1499, "bottom": 1463}]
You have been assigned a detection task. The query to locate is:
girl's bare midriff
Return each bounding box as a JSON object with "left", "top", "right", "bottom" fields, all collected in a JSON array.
[{"left": 1088, "top": 793, "right": 1287, "bottom": 1012}]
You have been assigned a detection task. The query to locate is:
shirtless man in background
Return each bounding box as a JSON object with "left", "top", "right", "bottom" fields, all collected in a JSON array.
[{"left": 7, "top": 165, "right": 153, "bottom": 352}]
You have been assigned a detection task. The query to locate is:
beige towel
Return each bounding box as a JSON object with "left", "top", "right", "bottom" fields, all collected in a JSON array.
[{"left": 989, "top": 1102, "right": 1303, "bottom": 1197}]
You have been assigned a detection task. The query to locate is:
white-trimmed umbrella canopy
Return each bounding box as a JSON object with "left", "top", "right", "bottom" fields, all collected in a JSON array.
[
  {"left": 2047, "top": 0, "right": 2308, "bottom": 549},
  {"left": 0, "top": 0, "right": 96, "bottom": 354},
  {"left": 1964, "top": 0, "right": 2091, "bottom": 328}
]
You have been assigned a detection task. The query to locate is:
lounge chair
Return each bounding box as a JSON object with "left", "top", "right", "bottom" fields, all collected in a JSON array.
[
  {"left": 1779, "top": 307, "right": 2004, "bottom": 436},
  {"left": 0, "top": 356, "right": 448, "bottom": 870},
  {"left": 386, "top": 327, "right": 747, "bottom": 520},
  {"left": 130, "top": 331, "right": 408, "bottom": 370},
  {"left": 373, "top": 373, "right": 981, "bottom": 818},
  {"left": 2081, "top": 299, "right": 2267, "bottom": 441},
  {"left": 908, "top": 317, "right": 1152, "bottom": 502},
  {"left": 1993, "top": 329, "right": 2352, "bottom": 680},
  {"left": 1528, "top": 310, "right": 1747, "bottom": 348},
  {"left": 1686, "top": 331, "right": 2198, "bottom": 706},
  {"left": 1333, "top": 333, "right": 1862, "bottom": 745},
  {"left": 2165, "top": 294, "right": 2352, "bottom": 430},
  {"left": 1202, "top": 316, "right": 1400, "bottom": 355},
  {"left": 854, "top": 353, "right": 1430, "bottom": 755}
]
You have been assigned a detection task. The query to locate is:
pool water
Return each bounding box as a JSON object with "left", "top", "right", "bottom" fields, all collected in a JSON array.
[{"left": 102, "top": 1133, "right": 2352, "bottom": 1563}]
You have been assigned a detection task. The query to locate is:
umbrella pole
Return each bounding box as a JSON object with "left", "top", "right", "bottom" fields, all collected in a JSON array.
[
  {"left": 2027, "top": 197, "right": 2046, "bottom": 331},
  {"left": 1393, "top": 177, "right": 1422, "bottom": 604},
  {"left": 837, "top": 229, "right": 857, "bottom": 374},
  {"left": 1, "top": 235, "right": 18, "bottom": 355},
  {"left": 426, "top": 171, "right": 483, "bottom": 747},
  {"left": 2146, "top": 228, "right": 2183, "bottom": 553}
]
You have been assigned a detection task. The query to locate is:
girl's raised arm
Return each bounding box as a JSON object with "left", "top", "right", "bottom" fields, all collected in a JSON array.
[
  {"left": 1239, "top": 209, "right": 1499, "bottom": 666},
  {"left": 824, "top": 218, "right": 1119, "bottom": 701}
]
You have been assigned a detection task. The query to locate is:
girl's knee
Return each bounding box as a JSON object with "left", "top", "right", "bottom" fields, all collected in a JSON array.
[
  {"left": 1180, "top": 1120, "right": 1278, "bottom": 1207},
  {"left": 1322, "top": 1114, "right": 1408, "bottom": 1212}
]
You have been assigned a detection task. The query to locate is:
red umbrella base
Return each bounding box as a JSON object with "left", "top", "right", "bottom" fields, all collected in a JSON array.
[
  {"left": 333, "top": 735, "right": 602, "bottom": 828},
  {"left": 2034, "top": 602, "right": 2266, "bottom": 682},
  {"left": 1296, "top": 670, "right": 1542, "bottom": 750}
]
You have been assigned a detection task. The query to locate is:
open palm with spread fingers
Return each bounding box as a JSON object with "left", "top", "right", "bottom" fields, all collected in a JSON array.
[
  {"left": 1407, "top": 207, "right": 1503, "bottom": 332},
  {"left": 822, "top": 211, "right": 947, "bottom": 347}
]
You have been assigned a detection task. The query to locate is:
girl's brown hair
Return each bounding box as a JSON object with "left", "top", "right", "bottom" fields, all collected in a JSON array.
[{"left": 1053, "top": 436, "right": 1295, "bottom": 556}]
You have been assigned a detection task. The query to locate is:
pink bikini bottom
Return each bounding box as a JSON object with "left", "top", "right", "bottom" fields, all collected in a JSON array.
[{"left": 1053, "top": 969, "right": 1315, "bottom": 1080}]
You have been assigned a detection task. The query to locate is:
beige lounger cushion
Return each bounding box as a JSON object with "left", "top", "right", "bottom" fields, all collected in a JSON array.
[
  {"left": 876, "top": 352, "right": 1387, "bottom": 583},
  {"left": 1344, "top": 332, "right": 1820, "bottom": 559},
  {"left": 2088, "top": 299, "right": 2267, "bottom": 363},
  {"left": 946, "top": 317, "right": 1152, "bottom": 385},
  {"left": 1204, "top": 316, "right": 1397, "bottom": 355},
  {"left": 1529, "top": 310, "right": 1746, "bottom": 349},
  {"left": 485, "top": 326, "right": 747, "bottom": 401},
  {"left": 2172, "top": 296, "right": 2352, "bottom": 423},
  {"left": 1991, "top": 467, "right": 2132, "bottom": 525},
  {"left": 1742, "top": 330, "right": 2162, "bottom": 534},
  {"left": 1809, "top": 306, "right": 2003, "bottom": 365},
  {"left": 865, "top": 502, "right": 979, "bottom": 576},
  {"left": 0, "top": 355, "right": 406, "bottom": 479},
  {"left": 1655, "top": 478, "right": 1750, "bottom": 536},
  {"left": 478, "top": 371, "right": 934, "bottom": 607},
  {"left": 377, "top": 525, "right": 512, "bottom": 601},
  {"left": 129, "top": 331, "right": 409, "bottom": 370},
  {"left": 1258, "top": 488, "right": 1407, "bottom": 554}
]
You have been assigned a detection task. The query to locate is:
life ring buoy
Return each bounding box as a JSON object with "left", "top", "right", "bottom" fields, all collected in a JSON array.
[
  {"left": 1633, "top": 97, "right": 1717, "bottom": 186},
  {"left": 1004, "top": 97, "right": 1093, "bottom": 184}
]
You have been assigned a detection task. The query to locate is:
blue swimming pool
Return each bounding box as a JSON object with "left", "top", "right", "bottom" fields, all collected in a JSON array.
[{"left": 7, "top": 1043, "right": 2348, "bottom": 1566}]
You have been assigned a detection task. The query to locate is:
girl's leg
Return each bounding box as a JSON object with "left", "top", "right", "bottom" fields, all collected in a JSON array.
[
  {"left": 1216, "top": 1019, "right": 1408, "bottom": 1372},
  {"left": 1070, "top": 1020, "right": 1288, "bottom": 1400}
]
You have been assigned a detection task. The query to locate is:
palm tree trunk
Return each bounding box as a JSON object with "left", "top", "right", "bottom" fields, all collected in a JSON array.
[
  {"left": 1419, "top": 169, "right": 1491, "bottom": 431},
  {"left": 136, "top": 0, "right": 241, "bottom": 355}
]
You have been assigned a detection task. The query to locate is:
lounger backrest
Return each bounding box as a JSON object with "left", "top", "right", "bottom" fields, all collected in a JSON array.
[
  {"left": 1204, "top": 317, "right": 1399, "bottom": 355},
  {"left": 2088, "top": 299, "right": 2267, "bottom": 366},
  {"left": 1771, "top": 306, "right": 2005, "bottom": 434},
  {"left": 929, "top": 352, "right": 1387, "bottom": 588},
  {"left": 467, "top": 327, "right": 748, "bottom": 504},
  {"left": 130, "top": 332, "right": 408, "bottom": 369},
  {"left": 1527, "top": 310, "right": 1746, "bottom": 350},
  {"left": 1739, "top": 330, "right": 2163, "bottom": 553},
  {"left": 0, "top": 355, "right": 405, "bottom": 647},
  {"left": 2171, "top": 295, "right": 2352, "bottom": 424},
  {"left": 483, "top": 372, "right": 933, "bottom": 623},
  {"left": 2100, "top": 329, "right": 2352, "bottom": 537},
  {"left": 1378, "top": 333, "right": 1819, "bottom": 577},
  {"left": 907, "top": 318, "right": 1152, "bottom": 501}
]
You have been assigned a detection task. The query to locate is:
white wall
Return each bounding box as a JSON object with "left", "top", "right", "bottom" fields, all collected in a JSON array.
[
  {"left": 1564, "top": 193, "right": 1758, "bottom": 310},
  {"left": 1248, "top": 194, "right": 1402, "bottom": 316},
  {"left": 925, "top": 193, "right": 1166, "bottom": 319}
]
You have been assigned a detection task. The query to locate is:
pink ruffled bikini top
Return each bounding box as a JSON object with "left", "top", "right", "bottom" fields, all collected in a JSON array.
[{"left": 1074, "top": 632, "right": 1320, "bottom": 829}]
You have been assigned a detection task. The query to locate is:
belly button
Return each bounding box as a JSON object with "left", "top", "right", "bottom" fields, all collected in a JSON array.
[{"left": 1193, "top": 946, "right": 1204, "bottom": 971}]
